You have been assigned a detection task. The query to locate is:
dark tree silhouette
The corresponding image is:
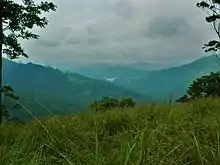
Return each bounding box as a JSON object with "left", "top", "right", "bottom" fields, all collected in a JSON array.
[
  {"left": 176, "top": 72, "right": 220, "bottom": 102},
  {"left": 177, "top": 1, "right": 220, "bottom": 103},
  {"left": 196, "top": 1, "right": 220, "bottom": 53},
  {"left": 0, "top": 0, "right": 57, "bottom": 123}
]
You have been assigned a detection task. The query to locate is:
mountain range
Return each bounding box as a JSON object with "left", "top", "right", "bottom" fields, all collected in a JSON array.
[
  {"left": 2, "top": 55, "right": 220, "bottom": 121},
  {"left": 71, "top": 55, "right": 220, "bottom": 100},
  {"left": 2, "top": 58, "right": 152, "bottom": 121}
]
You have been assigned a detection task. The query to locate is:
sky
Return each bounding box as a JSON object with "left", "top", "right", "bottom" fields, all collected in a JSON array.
[{"left": 18, "top": 0, "right": 217, "bottom": 68}]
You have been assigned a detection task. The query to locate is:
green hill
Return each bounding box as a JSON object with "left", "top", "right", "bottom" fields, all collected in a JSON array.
[{"left": 2, "top": 58, "right": 154, "bottom": 121}]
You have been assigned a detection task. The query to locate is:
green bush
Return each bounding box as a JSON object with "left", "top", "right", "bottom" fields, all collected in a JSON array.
[
  {"left": 90, "top": 97, "right": 136, "bottom": 111},
  {"left": 177, "top": 72, "right": 220, "bottom": 103}
]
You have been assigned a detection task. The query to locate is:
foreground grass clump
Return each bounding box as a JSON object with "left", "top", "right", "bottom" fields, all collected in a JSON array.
[{"left": 1, "top": 99, "right": 220, "bottom": 164}]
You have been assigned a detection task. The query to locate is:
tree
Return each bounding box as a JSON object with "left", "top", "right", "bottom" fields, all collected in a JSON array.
[
  {"left": 0, "top": 0, "right": 57, "bottom": 123},
  {"left": 196, "top": 0, "right": 220, "bottom": 53},
  {"left": 176, "top": 95, "right": 190, "bottom": 103},
  {"left": 176, "top": 1, "right": 220, "bottom": 103},
  {"left": 176, "top": 72, "right": 220, "bottom": 102}
]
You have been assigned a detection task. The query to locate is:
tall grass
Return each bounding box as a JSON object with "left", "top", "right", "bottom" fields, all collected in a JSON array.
[{"left": 1, "top": 98, "right": 220, "bottom": 164}]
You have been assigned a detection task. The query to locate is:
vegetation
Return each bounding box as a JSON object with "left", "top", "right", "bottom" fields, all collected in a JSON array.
[
  {"left": 0, "top": 0, "right": 57, "bottom": 123},
  {"left": 176, "top": 0, "right": 220, "bottom": 103},
  {"left": 0, "top": 58, "right": 151, "bottom": 122},
  {"left": 82, "top": 55, "right": 220, "bottom": 101},
  {"left": 2, "top": 0, "right": 220, "bottom": 164},
  {"left": 176, "top": 72, "right": 220, "bottom": 102},
  {"left": 196, "top": 0, "right": 220, "bottom": 53},
  {"left": 0, "top": 99, "right": 220, "bottom": 164},
  {"left": 90, "top": 97, "right": 136, "bottom": 112}
]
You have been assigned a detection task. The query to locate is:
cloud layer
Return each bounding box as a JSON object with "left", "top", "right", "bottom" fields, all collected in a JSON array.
[{"left": 20, "top": 0, "right": 216, "bottom": 67}]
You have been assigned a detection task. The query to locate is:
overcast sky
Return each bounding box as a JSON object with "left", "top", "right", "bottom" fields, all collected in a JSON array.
[{"left": 19, "top": 0, "right": 216, "bottom": 68}]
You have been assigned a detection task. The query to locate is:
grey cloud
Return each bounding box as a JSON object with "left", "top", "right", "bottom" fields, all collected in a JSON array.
[
  {"left": 21, "top": 0, "right": 216, "bottom": 67},
  {"left": 36, "top": 40, "right": 62, "bottom": 47},
  {"left": 110, "top": 1, "right": 135, "bottom": 20},
  {"left": 65, "top": 39, "right": 80, "bottom": 45},
  {"left": 65, "top": 37, "right": 103, "bottom": 45},
  {"left": 87, "top": 37, "right": 103, "bottom": 45},
  {"left": 146, "top": 18, "right": 191, "bottom": 38}
]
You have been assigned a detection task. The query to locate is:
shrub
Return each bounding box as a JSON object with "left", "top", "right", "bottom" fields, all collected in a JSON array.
[
  {"left": 176, "top": 72, "right": 220, "bottom": 103},
  {"left": 90, "top": 97, "right": 136, "bottom": 111},
  {"left": 119, "top": 97, "right": 135, "bottom": 108}
]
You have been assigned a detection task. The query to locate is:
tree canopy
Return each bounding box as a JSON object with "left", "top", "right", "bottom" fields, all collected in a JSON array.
[
  {"left": 176, "top": 72, "right": 220, "bottom": 102},
  {"left": 177, "top": 1, "right": 220, "bottom": 103},
  {"left": 0, "top": 0, "right": 57, "bottom": 123},
  {"left": 196, "top": 0, "right": 220, "bottom": 53},
  {"left": 0, "top": 0, "right": 57, "bottom": 59}
]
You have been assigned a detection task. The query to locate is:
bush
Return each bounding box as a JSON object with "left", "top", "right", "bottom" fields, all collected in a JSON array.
[
  {"left": 176, "top": 71, "right": 220, "bottom": 103},
  {"left": 119, "top": 98, "right": 135, "bottom": 108},
  {"left": 90, "top": 97, "right": 136, "bottom": 112}
]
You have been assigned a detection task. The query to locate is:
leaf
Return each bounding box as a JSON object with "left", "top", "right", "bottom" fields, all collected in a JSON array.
[
  {"left": 22, "top": 0, "right": 34, "bottom": 6},
  {"left": 205, "top": 15, "right": 220, "bottom": 23},
  {"left": 213, "top": 0, "right": 220, "bottom": 4},
  {"left": 5, "top": 93, "right": 19, "bottom": 100},
  {"left": 2, "top": 85, "right": 14, "bottom": 92},
  {"left": 206, "top": 40, "right": 219, "bottom": 47},
  {"left": 196, "top": 1, "right": 210, "bottom": 8},
  {"left": 14, "top": 103, "right": 21, "bottom": 109},
  {"left": 2, "top": 0, "right": 57, "bottom": 59}
]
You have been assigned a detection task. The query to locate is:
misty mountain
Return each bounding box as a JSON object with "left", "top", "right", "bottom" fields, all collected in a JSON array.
[
  {"left": 72, "top": 55, "right": 220, "bottom": 100},
  {"left": 124, "top": 61, "right": 172, "bottom": 71},
  {"left": 119, "top": 55, "right": 220, "bottom": 100},
  {"left": 2, "top": 58, "right": 153, "bottom": 121},
  {"left": 69, "top": 60, "right": 170, "bottom": 80},
  {"left": 71, "top": 63, "right": 149, "bottom": 80}
]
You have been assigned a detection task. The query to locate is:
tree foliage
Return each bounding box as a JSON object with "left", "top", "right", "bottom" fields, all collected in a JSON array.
[
  {"left": 196, "top": 0, "right": 220, "bottom": 52},
  {"left": 177, "top": 1, "right": 220, "bottom": 103},
  {"left": 90, "top": 97, "right": 136, "bottom": 112},
  {"left": 176, "top": 72, "right": 220, "bottom": 102},
  {"left": 1, "top": 0, "right": 57, "bottom": 59},
  {"left": 0, "top": 0, "right": 57, "bottom": 123}
]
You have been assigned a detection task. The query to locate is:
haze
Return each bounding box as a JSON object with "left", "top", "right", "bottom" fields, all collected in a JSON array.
[{"left": 19, "top": 0, "right": 216, "bottom": 69}]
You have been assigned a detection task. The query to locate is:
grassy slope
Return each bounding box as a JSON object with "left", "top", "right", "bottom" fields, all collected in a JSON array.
[{"left": 1, "top": 99, "right": 220, "bottom": 164}]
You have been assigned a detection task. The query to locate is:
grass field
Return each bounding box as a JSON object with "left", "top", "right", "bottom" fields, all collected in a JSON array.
[{"left": 1, "top": 98, "right": 220, "bottom": 165}]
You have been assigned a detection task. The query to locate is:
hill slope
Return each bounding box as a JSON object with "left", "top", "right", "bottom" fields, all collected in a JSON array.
[
  {"left": 2, "top": 58, "right": 153, "bottom": 121},
  {"left": 115, "top": 55, "right": 220, "bottom": 100},
  {"left": 71, "top": 55, "right": 220, "bottom": 100},
  {"left": 70, "top": 63, "right": 149, "bottom": 80}
]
